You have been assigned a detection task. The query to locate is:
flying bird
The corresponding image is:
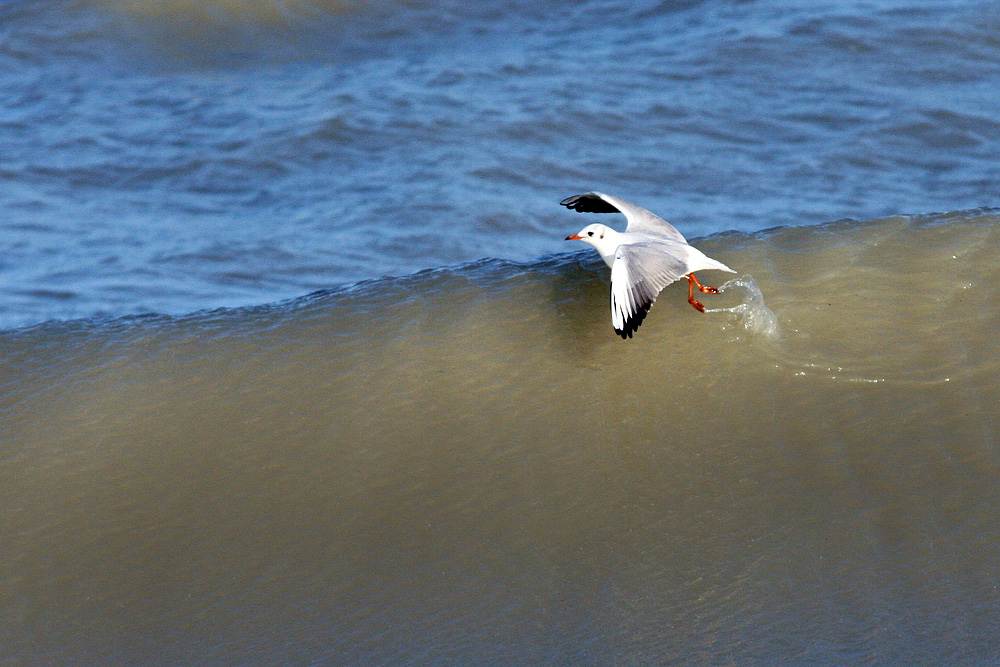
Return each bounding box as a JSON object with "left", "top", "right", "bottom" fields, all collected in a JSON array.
[{"left": 563, "top": 192, "right": 735, "bottom": 339}]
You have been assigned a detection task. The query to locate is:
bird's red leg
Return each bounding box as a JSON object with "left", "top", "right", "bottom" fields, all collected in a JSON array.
[
  {"left": 686, "top": 275, "right": 705, "bottom": 313},
  {"left": 689, "top": 272, "right": 720, "bottom": 294}
]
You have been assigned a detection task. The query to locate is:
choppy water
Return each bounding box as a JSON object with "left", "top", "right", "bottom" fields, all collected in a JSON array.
[
  {"left": 4, "top": 0, "right": 1000, "bottom": 664},
  {"left": 3, "top": 0, "right": 1000, "bottom": 328}
]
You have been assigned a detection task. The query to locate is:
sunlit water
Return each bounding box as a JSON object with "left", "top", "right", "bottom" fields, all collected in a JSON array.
[
  {"left": 3, "top": 214, "right": 1000, "bottom": 665},
  {"left": 2, "top": 0, "right": 1000, "bottom": 328},
  {"left": 3, "top": 0, "right": 1000, "bottom": 664}
]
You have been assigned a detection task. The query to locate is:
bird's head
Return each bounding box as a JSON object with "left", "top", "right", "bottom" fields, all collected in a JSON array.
[{"left": 565, "top": 223, "right": 611, "bottom": 248}]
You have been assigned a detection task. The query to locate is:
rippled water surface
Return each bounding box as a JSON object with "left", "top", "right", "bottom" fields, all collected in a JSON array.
[
  {"left": 3, "top": 1, "right": 1000, "bottom": 665},
  {"left": 2, "top": 0, "right": 1000, "bottom": 327}
]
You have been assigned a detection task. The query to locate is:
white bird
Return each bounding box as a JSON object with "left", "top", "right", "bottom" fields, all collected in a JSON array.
[{"left": 562, "top": 192, "right": 735, "bottom": 339}]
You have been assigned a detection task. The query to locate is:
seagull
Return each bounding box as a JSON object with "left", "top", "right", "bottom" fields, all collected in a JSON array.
[{"left": 562, "top": 192, "right": 735, "bottom": 339}]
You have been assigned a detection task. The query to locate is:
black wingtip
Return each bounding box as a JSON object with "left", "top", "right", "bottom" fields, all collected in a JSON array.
[
  {"left": 560, "top": 193, "right": 620, "bottom": 214},
  {"left": 613, "top": 302, "right": 652, "bottom": 340}
]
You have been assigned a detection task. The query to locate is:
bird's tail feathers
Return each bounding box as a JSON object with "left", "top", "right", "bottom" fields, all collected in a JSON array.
[{"left": 701, "top": 256, "right": 736, "bottom": 273}]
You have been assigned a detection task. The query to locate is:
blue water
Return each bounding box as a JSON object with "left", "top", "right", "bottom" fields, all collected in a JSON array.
[
  {"left": 5, "top": 4, "right": 1000, "bottom": 663},
  {"left": 1, "top": 0, "right": 999, "bottom": 329}
]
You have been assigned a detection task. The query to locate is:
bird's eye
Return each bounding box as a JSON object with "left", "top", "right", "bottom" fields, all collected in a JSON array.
[{"left": 588, "top": 231, "right": 594, "bottom": 236}]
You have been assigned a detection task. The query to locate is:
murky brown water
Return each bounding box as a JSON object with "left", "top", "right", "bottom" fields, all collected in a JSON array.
[{"left": 3, "top": 213, "right": 999, "bottom": 665}]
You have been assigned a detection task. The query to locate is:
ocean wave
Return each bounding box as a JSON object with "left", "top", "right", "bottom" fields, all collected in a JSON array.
[
  {"left": 5, "top": 209, "right": 997, "bottom": 369},
  {"left": 2, "top": 211, "right": 1000, "bottom": 664}
]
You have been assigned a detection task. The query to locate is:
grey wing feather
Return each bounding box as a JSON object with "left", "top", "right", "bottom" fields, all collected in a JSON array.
[
  {"left": 609, "top": 242, "right": 690, "bottom": 338},
  {"left": 561, "top": 192, "right": 687, "bottom": 243}
]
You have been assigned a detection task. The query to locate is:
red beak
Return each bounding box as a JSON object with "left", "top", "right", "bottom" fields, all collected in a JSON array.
[{"left": 565, "top": 234, "right": 582, "bottom": 240}]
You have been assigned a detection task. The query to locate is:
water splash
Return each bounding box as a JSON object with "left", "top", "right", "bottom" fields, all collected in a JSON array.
[{"left": 706, "top": 275, "right": 779, "bottom": 338}]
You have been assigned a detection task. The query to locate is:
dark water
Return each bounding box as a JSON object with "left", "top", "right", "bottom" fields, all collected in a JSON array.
[
  {"left": 3, "top": 213, "right": 1000, "bottom": 665},
  {"left": 4, "top": 1, "right": 1000, "bottom": 664},
  {"left": 2, "top": 0, "right": 1000, "bottom": 327}
]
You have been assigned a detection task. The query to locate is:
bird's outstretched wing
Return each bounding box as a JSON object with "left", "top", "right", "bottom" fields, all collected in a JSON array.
[
  {"left": 560, "top": 192, "right": 687, "bottom": 243},
  {"left": 609, "top": 242, "right": 690, "bottom": 338}
]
